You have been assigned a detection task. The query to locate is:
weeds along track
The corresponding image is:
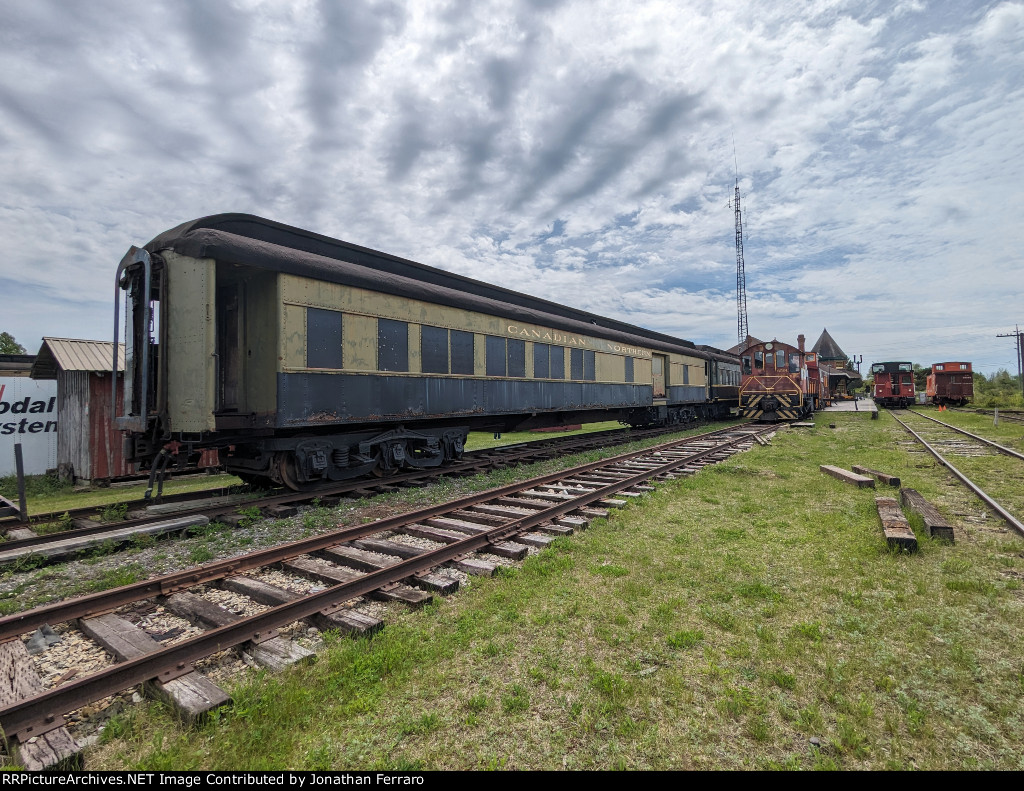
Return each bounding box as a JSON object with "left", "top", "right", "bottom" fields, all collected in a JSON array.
[
  {"left": 889, "top": 409, "right": 1024, "bottom": 537},
  {"left": 0, "top": 423, "right": 773, "bottom": 766},
  {"left": 950, "top": 406, "right": 1024, "bottom": 425},
  {"left": 0, "top": 424, "right": 685, "bottom": 568}
]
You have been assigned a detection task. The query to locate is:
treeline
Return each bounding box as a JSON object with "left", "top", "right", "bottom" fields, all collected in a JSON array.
[{"left": 972, "top": 369, "right": 1023, "bottom": 408}]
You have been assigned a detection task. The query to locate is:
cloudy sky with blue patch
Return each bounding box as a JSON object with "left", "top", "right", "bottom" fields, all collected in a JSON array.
[{"left": 1, "top": 0, "right": 1022, "bottom": 375}]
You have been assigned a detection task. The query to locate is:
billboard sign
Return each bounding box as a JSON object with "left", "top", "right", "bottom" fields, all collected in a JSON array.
[{"left": 0, "top": 378, "right": 58, "bottom": 475}]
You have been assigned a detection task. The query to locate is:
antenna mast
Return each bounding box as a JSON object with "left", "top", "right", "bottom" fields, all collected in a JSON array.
[{"left": 732, "top": 158, "right": 749, "bottom": 344}]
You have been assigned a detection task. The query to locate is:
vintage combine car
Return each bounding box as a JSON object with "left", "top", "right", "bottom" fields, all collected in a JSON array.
[
  {"left": 926, "top": 361, "right": 974, "bottom": 406},
  {"left": 871, "top": 361, "right": 915, "bottom": 408},
  {"left": 737, "top": 336, "right": 822, "bottom": 421},
  {"left": 113, "top": 214, "right": 740, "bottom": 489}
]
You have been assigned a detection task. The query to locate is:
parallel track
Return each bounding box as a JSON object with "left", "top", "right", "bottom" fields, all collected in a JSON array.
[
  {"left": 0, "top": 423, "right": 772, "bottom": 745},
  {"left": 0, "top": 422, "right": 694, "bottom": 562},
  {"left": 889, "top": 409, "right": 1024, "bottom": 538}
]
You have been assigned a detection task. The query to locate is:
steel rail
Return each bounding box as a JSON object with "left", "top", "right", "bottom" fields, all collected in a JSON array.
[
  {"left": 0, "top": 425, "right": 770, "bottom": 741},
  {"left": 889, "top": 411, "right": 1024, "bottom": 538},
  {"left": 0, "top": 422, "right": 680, "bottom": 540},
  {"left": 907, "top": 410, "right": 1024, "bottom": 462},
  {"left": 0, "top": 424, "right": 756, "bottom": 641}
]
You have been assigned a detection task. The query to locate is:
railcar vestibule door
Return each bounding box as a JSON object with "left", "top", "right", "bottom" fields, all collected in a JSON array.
[
  {"left": 217, "top": 283, "right": 243, "bottom": 412},
  {"left": 653, "top": 354, "right": 667, "bottom": 398}
]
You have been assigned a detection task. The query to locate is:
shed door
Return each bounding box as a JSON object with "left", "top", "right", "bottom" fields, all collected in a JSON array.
[{"left": 653, "top": 354, "right": 667, "bottom": 398}]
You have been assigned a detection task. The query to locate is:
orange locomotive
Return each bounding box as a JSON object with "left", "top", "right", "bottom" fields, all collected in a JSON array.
[
  {"left": 926, "top": 362, "right": 973, "bottom": 406},
  {"left": 738, "top": 335, "right": 823, "bottom": 421}
]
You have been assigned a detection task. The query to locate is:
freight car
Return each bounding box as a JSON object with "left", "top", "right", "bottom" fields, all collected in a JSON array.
[
  {"left": 871, "top": 361, "right": 915, "bottom": 408},
  {"left": 926, "top": 361, "right": 973, "bottom": 406},
  {"left": 113, "top": 214, "right": 739, "bottom": 489},
  {"left": 737, "top": 335, "right": 822, "bottom": 421}
]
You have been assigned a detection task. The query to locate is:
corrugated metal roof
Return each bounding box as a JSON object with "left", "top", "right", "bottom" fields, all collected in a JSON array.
[{"left": 30, "top": 338, "right": 125, "bottom": 379}]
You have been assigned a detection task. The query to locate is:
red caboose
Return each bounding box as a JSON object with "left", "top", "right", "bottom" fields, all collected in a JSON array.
[
  {"left": 871, "top": 361, "right": 914, "bottom": 408},
  {"left": 926, "top": 362, "right": 973, "bottom": 406},
  {"left": 738, "top": 335, "right": 822, "bottom": 421}
]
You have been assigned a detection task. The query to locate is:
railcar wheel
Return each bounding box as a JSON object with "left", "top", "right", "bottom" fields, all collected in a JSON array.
[{"left": 277, "top": 453, "right": 322, "bottom": 492}]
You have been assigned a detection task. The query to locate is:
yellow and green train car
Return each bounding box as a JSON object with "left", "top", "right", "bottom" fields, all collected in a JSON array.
[{"left": 114, "top": 214, "right": 739, "bottom": 488}]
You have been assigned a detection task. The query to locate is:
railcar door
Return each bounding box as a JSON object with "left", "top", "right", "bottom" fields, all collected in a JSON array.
[
  {"left": 652, "top": 354, "right": 667, "bottom": 398},
  {"left": 217, "top": 283, "right": 243, "bottom": 412}
]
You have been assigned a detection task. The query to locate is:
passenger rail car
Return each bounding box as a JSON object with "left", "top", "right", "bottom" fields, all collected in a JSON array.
[
  {"left": 871, "top": 361, "right": 915, "bottom": 408},
  {"left": 926, "top": 361, "right": 973, "bottom": 406},
  {"left": 113, "top": 214, "right": 739, "bottom": 489},
  {"left": 737, "top": 337, "right": 821, "bottom": 422}
]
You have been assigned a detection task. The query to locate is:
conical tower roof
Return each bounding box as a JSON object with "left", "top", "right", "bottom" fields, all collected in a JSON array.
[{"left": 811, "top": 328, "right": 847, "bottom": 362}]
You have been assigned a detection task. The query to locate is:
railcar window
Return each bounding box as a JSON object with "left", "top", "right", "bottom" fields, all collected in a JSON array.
[
  {"left": 755, "top": 351, "right": 764, "bottom": 369},
  {"left": 486, "top": 336, "right": 506, "bottom": 377},
  {"left": 584, "top": 350, "right": 595, "bottom": 381},
  {"left": 776, "top": 349, "right": 786, "bottom": 369},
  {"left": 507, "top": 339, "right": 526, "bottom": 378},
  {"left": 683, "top": 364, "right": 689, "bottom": 385},
  {"left": 871, "top": 363, "right": 884, "bottom": 374},
  {"left": 307, "top": 308, "right": 343, "bottom": 369},
  {"left": 533, "top": 343, "right": 550, "bottom": 378},
  {"left": 935, "top": 364, "right": 945, "bottom": 371},
  {"left": 742, "top": 356, "right": 751, "bottom": 375},
  {"left": 451, "top": 330, "right": 474, "bottom": 375},
  {"left": 624, "top": 356, "right": 634, "bottom": 383},
  {"left": 570, "top": 348, "right": 584, "bottom": 380},
  {"left": 378, "top": 319, "right": 408, "bottom": 372},
  {"left": 959, "top": 363, "right": 968, "bottom": 370},
  {"left": 899, "top": 363, "right": 912, "bottom": 372},
  {"left": 550, "top": 346, "right": 565, "bottom": 379},
  {"left": 421, "top": 325, "right": 448, "bottom": 374},
  {"left": 789, "top": 353, "right": 800, "bottom": 373}
]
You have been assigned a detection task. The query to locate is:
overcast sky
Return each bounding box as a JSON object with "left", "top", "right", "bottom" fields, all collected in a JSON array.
[{"left": 1, "top": 0, "right": 1022, "bottom": 376}]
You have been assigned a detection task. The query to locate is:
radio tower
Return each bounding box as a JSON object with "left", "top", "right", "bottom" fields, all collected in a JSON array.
[{"left": 732, "top": 171, "right": 749, "bottom": 345}]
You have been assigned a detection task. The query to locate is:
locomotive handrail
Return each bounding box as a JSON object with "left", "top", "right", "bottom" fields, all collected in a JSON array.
[{"left": 112, "top": 246, "right": 152, "bottom": 432}]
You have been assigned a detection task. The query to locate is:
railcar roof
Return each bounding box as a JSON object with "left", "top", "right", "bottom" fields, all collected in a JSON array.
[{"left": 143, "top": 213, "right": 738, "bottom": 364}]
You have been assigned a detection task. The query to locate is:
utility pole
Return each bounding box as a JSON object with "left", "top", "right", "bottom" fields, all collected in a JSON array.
[{"left": 996, "top": 325, "right": 1024, "bottom": 396}]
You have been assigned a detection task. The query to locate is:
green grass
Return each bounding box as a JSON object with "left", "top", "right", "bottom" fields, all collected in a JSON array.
[{"left": 81, "top": 412, "right": 1024, "bottom": 769}]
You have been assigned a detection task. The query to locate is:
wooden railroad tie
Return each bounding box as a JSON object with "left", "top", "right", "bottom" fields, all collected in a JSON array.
[
  {"left": 819, "top": 465, "right": 875, "bottom": 488},
  {"left": 851, "top": 465, "right": 901, "bottom": 487},
  {"left": 900, "top": 488, "right": 955, "bottom": 543},
  {"left": 0, "top": 639, "right": 82, "bottom": 770},
  {"left": 875, "top": 497, "right": 918, "bottom": 551}
]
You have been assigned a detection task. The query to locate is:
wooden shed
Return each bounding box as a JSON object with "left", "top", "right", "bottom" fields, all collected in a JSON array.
[{"left": 30, "top": 338, "right": 130, "bottom": 484}]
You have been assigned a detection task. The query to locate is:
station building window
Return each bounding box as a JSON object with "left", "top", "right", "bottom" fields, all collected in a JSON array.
[
  {"left": 307, "top": 308, "right": 342, "bottom": 369},
  {"left": 378, "top": 319, "right": 408, "bottom": 372}
]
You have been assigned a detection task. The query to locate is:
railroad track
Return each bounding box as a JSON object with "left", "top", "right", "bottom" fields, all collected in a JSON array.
[
  {"left": 0, "top": 423, "right": 772, "bottom": 768},
  {"left": 0, "top": 422, "right": 692, "bottom": 565},
  {"left": 949, "top": 407, "right": 1024, "bottom": 425},
  {"left": 889, "top": 409, "right": 1024, "bottom": 538}
]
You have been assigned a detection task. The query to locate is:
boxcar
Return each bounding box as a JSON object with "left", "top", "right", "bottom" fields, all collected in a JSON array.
[
  {"left": 737, "top": 336, "right": 822, "bottom": 421},
  {"left": 871, "top": 361, "right": 915, "bottom": 408},
  {"left": 113, "top": 214, "right": 738, "bottom": 488},
  {"left": 926, "top": 361, "right": 973, "bottom": 406}
]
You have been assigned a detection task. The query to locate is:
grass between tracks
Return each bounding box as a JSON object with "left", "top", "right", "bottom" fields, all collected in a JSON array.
[{"left": 83, "top": 411, "right": 1024, "bottom": 769}]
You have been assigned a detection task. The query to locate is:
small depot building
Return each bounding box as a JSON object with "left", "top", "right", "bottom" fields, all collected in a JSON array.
[{"left": 30, "top": 338, "right": 131, "bottom": 484}]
